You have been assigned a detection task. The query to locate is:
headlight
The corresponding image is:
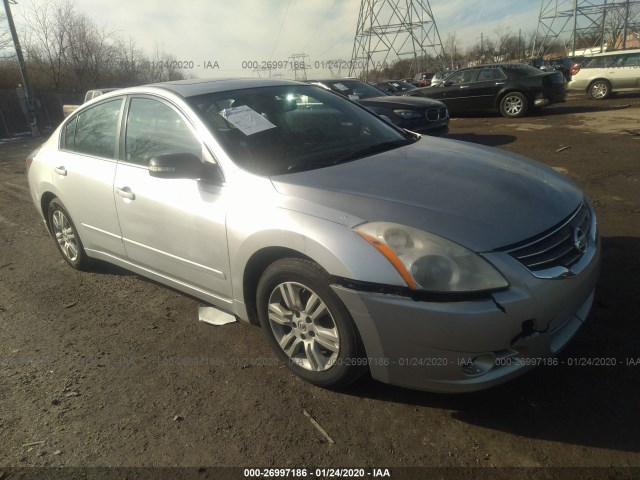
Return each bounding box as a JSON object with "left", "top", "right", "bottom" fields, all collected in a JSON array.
[
  {"left": 393, "top": 109, "right": 423, "bottom": 119},
  {"left": 355, "top": 222, "right": 508, "bottom": 292}
]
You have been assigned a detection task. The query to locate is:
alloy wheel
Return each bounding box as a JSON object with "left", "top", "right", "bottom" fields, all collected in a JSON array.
[
  {"left": 52, "top": 209, "right": 79, "bottom": 262},
  {"left": 504, "top": 95, "right": 524, "bottom": 116},
  {"left": 267, "top": 281, "right": 340, "bottom": 372}
]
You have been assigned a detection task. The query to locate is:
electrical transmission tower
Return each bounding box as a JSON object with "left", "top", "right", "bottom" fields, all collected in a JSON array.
[
  {"left": 532, "top": 0, "right": 640, "bottom": 57},
  {"left": 348, "top": 0, "right": 445, "bottom": 80},
  {"left": 288, "top": 53, "right": 310, "bottom": 81}
]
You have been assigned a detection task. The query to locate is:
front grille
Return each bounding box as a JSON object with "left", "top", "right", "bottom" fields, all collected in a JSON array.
[
  {"left": 426, "top": 107, "right": 448, "bottom": 121},
  {"left": 503, "top": 204, "right": 591, "bottom": 272},
  {"left": 426, "top": 108, "right": 439, "bottom": 121}
]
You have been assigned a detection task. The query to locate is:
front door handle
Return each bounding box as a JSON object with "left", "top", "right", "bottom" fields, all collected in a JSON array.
[
  {"left": 495, "top": 82, "right": 506, "bottom": 85},
  {"left": 116, "top": 186, "right": 135, "bottom": 200},
  {"left": 459, "top": 85, "right": 469, "bottom": 89},
  {"left": 54, "top": 166, "right": 67, "bottom": 176}
]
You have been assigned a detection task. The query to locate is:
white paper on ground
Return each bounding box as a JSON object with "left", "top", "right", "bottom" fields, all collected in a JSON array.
[
  {"left": 198, "top": 306, "right": 237, "bottom": 326},
  {"left": 219, "top": 105, "right": 276, "bottom": 136}
]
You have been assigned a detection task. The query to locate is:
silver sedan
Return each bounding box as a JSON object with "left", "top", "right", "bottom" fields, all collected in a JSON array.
[{"left": 27, "top": 78, "right": 600, "bottom": 392}]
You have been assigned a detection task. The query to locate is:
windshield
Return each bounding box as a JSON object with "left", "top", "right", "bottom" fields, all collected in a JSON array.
[
  {"left": 316, "top": 80, "right": 389, "bottom": 100},
  {"left": 188, "top": 84, "right": 412, "bottom": 176}
]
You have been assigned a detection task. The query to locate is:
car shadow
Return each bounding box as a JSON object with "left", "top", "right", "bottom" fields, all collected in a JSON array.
[
  {"left": 530, "top": 102, "right": 639, "bottom": 117},
  {"left": 340, "top": 235, "right": 640, "bottom": 453},
  {"left": 444, "top": 132, "right": 517, "bottom": 147},
  {"left": 90, "top": 259, "right": 135, "bottom": 277}
]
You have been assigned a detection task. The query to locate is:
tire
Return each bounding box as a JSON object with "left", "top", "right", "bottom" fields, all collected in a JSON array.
[
  {"left": 47, "top": 198, "right": 92, "bottom": 270},
  {"left": 256, "top": 258, "right": 366, "bottom": 388},
  {"left": 588, "top": 80, "right": 611, "bottom": 100},
  {"left": 499, "top": 92, "right": 528, "bottom": 118}
]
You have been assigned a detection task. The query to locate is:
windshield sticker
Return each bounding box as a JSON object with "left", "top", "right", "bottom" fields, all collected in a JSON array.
[
  {"left": 348, "top": 94, "right": 360, "bottom": 100},
  {"left": 219, "top": 105, "right": 276, "bottom": 136},
  {"left": 334, "top": 83, "right": 349, "bottom": 91}
]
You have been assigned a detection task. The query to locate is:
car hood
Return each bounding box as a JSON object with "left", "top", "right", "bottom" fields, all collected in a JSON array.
[
  {"left": 271, "top": 137, "right": 583, "bottom": 252},
  {"left": 358, "top": 95, "right": 445, "bottom": 109}
]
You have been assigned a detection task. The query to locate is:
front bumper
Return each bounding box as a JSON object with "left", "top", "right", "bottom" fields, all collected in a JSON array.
[{"left": 332, "top": 237, "right": 601, "bottom": 393}]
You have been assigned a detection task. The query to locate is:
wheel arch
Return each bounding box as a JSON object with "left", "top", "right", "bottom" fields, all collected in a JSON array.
[
  {"left": 40, "top": 191, "right": 58, "bottom": 234},
  {"left": 232, "top": 224, "right": 406, "bottom": 326},
  {"left": 495, "top": 89, "right": 528, "bottom": 110},
  {"left": 587, "top": 78, "right": 612, "bottom": 95},
  {"left": 242, "top": 246, "right": 314, "bottom": 325}
]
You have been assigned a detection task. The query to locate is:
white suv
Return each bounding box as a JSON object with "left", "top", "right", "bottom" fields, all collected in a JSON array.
[{"left": 568, "top": 49, "right": 640, "bottom": 99}]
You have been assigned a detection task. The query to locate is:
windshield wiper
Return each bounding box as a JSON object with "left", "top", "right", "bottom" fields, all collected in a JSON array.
[
  {"left": 331, "top": 139, "right": 412, "bottom": 164},
  {"left": 284, "top": 139, "right": 412, "bottom": 174}
]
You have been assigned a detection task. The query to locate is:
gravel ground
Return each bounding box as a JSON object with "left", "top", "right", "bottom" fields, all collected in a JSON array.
[{"left": 1, "top": 93, "right": 639, "bottom": 478}]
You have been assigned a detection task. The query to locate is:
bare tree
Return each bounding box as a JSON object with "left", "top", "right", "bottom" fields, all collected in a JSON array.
[
  {"left": 22, "top": 0, "right": 186, "bottom": 93},
  {"left": 604, "top": 4, "right": 640, "bottom": 50},
  {"left": 23, "top": 1, "right": 75, "bottom": 92},
  {"left": 443, "top": 32, "right": 461, "bottom": 69},
  {"left": 1, "top": 11, "right": 14, "bottom": 65}
]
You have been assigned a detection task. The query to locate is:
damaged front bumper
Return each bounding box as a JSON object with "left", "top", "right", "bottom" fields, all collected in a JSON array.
[{"left": 332, "top": 239, "right": 601, "bottom": 393}]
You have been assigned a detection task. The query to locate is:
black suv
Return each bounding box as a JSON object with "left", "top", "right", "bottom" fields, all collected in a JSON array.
[{"left": 525, "top": 57, "right": 573, "bottom": 82}]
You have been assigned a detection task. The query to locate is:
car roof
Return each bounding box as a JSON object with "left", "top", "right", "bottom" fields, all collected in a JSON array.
[
  {"left": 145, "top": 78, "right": 306, "bottom": 98},
  {"left": 308, "top": 78, "right": 364, "bottom": 83},
  {"left": 585, "top": 48, "right": 640, "bottom": 57}
]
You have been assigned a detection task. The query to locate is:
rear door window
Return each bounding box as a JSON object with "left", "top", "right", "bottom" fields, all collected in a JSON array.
[{"left": 67, "top": 98, "right": 123, "bottom": 159}]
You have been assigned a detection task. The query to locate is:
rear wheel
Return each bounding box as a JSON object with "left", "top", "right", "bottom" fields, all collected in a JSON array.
[
  {"left": 257, "top": 258, "right": 366, "bottom": 388},
  {"left": 499, "top": 92, "right": 528, "bottom": 118},
  {"left": 588, "top": 80, "right": 611, "bottom": 100},
  {"left": 47, "top": 198, "right": 92, "bottom": 270}
]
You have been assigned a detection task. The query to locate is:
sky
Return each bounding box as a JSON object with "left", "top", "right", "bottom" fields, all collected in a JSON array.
[{"left": 7, "top": 0, "right": 543, "bottom": 78}]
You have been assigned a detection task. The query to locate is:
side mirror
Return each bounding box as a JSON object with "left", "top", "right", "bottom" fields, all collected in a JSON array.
[
  {"left": 442, "top": 81, "right": 452, "bottom": 87},
  {"left": 148, "top": 153, "right": 205, "bottom": 180}
]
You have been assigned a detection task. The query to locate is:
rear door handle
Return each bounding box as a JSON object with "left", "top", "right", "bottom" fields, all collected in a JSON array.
[
  {"left": 495, "top": 82, "right": 505, "bottom": 85},
  {"left": 116, "top": 186, "right": 135, "bottom": 200},
  {"left": 54, "top": 166, "right": 67, "bottom": 176},
  {"left": 460, "top": 85, "right": 469, "bottom": 89}
]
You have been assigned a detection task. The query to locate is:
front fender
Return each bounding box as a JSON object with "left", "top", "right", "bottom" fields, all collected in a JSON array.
[{"left": 227, "top": 208, "right": 407, "bottom": 312}]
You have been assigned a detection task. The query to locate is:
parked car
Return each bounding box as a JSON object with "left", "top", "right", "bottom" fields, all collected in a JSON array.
[
  {"left": 431, "top": 71, "right": 453, "bottom": 86},
  {"left": 567, "top": 49, "right": 640, "bottom": 99},
  {"left": 406, "top": 64, "right": 566, "bottom": 118},
  {"left": 373, "top": 80, "right": 417, "bottom": 93},
  {"left": 524, "top": 57, "right": 574, "bottom": 82},
  {"left": 413, "top": 72, "right": 435, "bottom": 87},
  {"left": 308, "top": 78, "right": 448, "bottom": 133},
  {"left": 62, "top": 88, "right": 121, "bottom": 117},
  {"left": 27, "top": 78, "right": 600, "bottom": 393}
]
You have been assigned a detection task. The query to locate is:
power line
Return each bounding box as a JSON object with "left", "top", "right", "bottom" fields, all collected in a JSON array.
[
  {"left": 302, "top": 0, "right": 339, "bottom": 50},
  {"left": 269, "top": 0, "right": 293, "bottom": 61}
]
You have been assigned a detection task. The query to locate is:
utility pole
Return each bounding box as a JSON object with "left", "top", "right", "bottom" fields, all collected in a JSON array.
[
  {"left": 572, "top": 0, "right": 578, "bottom": 56},
  {"left": 480, "top": 32, "right": 484, "bottom": 62},
  {"left": 623, "top": 0, "right": 630, "bottom": 48},
  {"left": 2, "top": 0, "right": 38, "bottom": 136},
  {"left": 601, "top": 0, "right": 608, "bottom": 51},
  {"left": 519, "top": 28, "right": 522, "bottom": 60}
]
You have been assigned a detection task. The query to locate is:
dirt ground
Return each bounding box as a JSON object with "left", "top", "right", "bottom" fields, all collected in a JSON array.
[{"left": 1, "top": 93, "right": 639, "bottom": 477}]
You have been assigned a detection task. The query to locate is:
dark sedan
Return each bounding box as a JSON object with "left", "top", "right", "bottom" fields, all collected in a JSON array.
[
  {"left": 406, "top": 64, "right": 566, "bottom": 118},
  {"left": 373, "top": 80, "right": 417, "bottom": 94},
  {"left": 309, "top": 78, "right": 448, "bottom": 133}
]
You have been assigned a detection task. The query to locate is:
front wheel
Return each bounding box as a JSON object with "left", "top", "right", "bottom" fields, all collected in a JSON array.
[
  {"left": 588, "top": 80, "right": 611, "bottom": 100},
  {"left": 47, "top": 198, "right": 92, "bottom": 270},
  {"left": 499, "top": 92, "right": 528, "bottom": 118},
  {"left": 257, "top": 258, "right": 366, "bottom": 388}
]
